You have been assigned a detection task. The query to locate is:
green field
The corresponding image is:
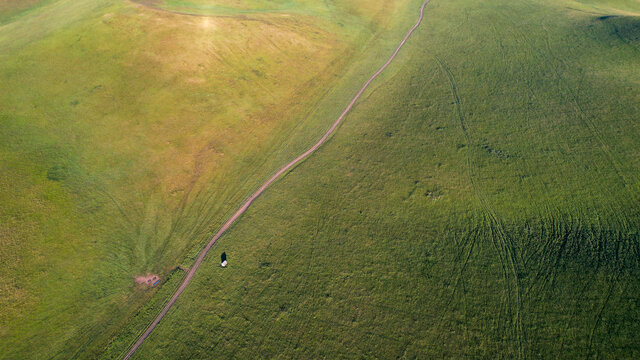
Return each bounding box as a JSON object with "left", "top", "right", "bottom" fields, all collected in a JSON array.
[{"left": 2, "top": 0, "right": 640, "bottom": 359}]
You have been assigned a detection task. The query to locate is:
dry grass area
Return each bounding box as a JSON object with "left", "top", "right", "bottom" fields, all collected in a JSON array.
[
  {"left": 0, "top": 0, "right": 407, "bottom": 358},
  {"left": 90, "top": 7, "right": 346, "bottom": 205},
  {"left": 0, "top": 0, "right": 57, "bottom": 24}
]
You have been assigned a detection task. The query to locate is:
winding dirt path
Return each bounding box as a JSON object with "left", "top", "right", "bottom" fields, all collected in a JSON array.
[{"left": 122, "top": 1, "right": 431, "bottom": 358}]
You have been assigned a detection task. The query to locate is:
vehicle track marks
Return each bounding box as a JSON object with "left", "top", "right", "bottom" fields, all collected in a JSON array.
[
  {"left": 436, "top": 57, "right": 525, "bottom": 359},
  {"left": 538, "top": 22, "right": 639, "bottom": 198},
  {"left": 586, "top": 271, "right": 619, "bottom": 358}
]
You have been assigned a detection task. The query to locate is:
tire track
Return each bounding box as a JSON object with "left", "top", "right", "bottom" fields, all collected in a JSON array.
[
  {"left": 121, "top": 1, "right": 433, "bottom": 358},
  {"left": 447, "top": 221, "right": 481, "bottom": 305},
  {"left": 539, "top": 23, "right": 638, "bottom": 196},
  {"left": 496, "top": 0, "right": 629, "bottom": 277},
  {"left": 586, "top": 270, "right": 620, "bottom": 358},
  {"left": 517, "top": 3, "right": 639, "bottom": 201},
  {"left": 436, "top": 57, "right": 525, "bottom": 359},
  {"left": 612, "top": 22, "right": 640, "bottom": 55},
  {"left": 526, "top": 0, "right": 638, "bottom": 197},
  {"left": 504, "top": 9, "right": 638, "bottom": 347}
]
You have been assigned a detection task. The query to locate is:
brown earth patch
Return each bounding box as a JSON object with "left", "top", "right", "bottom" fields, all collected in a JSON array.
[{"left": 134, "top": 274, "right": 160, "bottom": 286}]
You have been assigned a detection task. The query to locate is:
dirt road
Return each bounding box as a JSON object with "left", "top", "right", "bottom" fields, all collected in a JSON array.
[{"left": 122, "top": 1, "right": 431, "bottom": 358}]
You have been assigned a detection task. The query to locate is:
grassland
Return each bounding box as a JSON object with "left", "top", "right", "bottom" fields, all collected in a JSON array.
[
  {"left": 0, "top": 0, "right": 52, "bottom": 23},
  {"left": 1, "top": 0, "right": 639, "bottom": 358},
  {"left": 0, "top": 0, "right": 406, "bottom": 358},
  {"left": 114, "top": 0, "right": 639, "bottom": 358},
  {"left": 138, "top": 0, "right": 394, "bottom": 20}
]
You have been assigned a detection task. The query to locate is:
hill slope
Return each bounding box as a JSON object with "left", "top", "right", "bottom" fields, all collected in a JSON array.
[
  {"left": 122, "top": 0, "right": 640, "bottom": 358},
  {"left": 0, "top": 0, "right": 407, "bottom": 358}
]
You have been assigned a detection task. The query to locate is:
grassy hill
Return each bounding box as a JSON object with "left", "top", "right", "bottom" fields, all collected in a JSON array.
[
  {"left": 0, "top": 0, "right": 406, "bottom": 358},
  {"left": 0, "top": 0, "right": 52, "bottom": 23},
  {"left": 118, "top": 0, "right": 640, "bottom": 358},
  {"left": 1, "top": 0, "right": 639, "bottom": 359}
]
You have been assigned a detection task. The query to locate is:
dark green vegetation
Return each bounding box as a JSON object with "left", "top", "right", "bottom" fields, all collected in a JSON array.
[{"left": 1, "top": 0, "right": 639, "bottom": 358}]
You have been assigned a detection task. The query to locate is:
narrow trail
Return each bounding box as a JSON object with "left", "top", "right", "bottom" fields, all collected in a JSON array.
[{"left": 121, "top": 1, "right": 432, "bottom": 358}]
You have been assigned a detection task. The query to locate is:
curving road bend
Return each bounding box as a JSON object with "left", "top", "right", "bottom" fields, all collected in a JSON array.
[{"left": 122, "top": 1, "right": 431, "bottom": 358}]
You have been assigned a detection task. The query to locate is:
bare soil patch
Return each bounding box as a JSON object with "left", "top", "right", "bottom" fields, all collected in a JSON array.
[{"left": 134, "top": 274, "right": 160, "bottom": 287}]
